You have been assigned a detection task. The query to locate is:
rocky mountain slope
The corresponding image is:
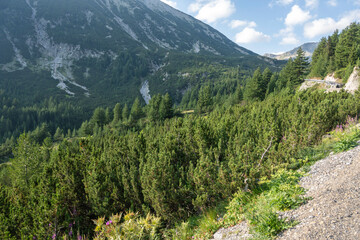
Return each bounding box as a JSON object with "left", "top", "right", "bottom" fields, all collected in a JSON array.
[
  {"left": 0, "top": 0, "right": 276, "bottom": 107},
  {"left": 264, "top": 42, "right": 318, "bottom": 60}
]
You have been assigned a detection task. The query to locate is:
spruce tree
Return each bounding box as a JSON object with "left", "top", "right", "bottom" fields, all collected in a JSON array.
[
  {"left": 244, "top": 68, "right": 263, "bottom": 101},
  {"left": 148, "top": 94, "right": 161, "bottom": 121},
  {"left": 197, "top": 85, "right": 212, "bottom": 113},
  {"left": 261, "top": 68, "right": 272, "bottom": 99},
  {"left": 112, "top": 103, "right": 122, "bottom": 124},
  {"left": 105, "top": 107, "right": 113, "bottom": 124},
  {"left": 130, "top": 98, "right": 144, "bottom": 122},
  {"left": 159, "top": 93, "right": 173, "bottom": 120},
  {"left": 122, "top": 104, "right": 129, "bottom": 121},
  {"left": 92, "top": 107, "right": 106, "bottom": 127},
  {"left": 294, "top": 48, "right": 309, "bottom": 81},
  {"left": 53, "top": 127, "right": 64, "bottom": 142}
]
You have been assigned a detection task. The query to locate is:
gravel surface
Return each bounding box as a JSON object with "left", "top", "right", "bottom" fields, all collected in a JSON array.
[
  {"left": 277, "top": 145, "right": 360, "bottom": 240},
  {"left": 212, "top": 221, "right": 252, "bottom": 240},
  {"left": 212, "top": 145, "right": 360, "bottom": 240}
]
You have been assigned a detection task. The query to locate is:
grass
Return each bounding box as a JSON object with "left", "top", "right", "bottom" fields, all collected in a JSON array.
[{"left": 167, "top": 117, "right": 360, "bottom": 240}]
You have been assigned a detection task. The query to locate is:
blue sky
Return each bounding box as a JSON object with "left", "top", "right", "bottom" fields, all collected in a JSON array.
[{"left": 160, "top": 0, "right": 360, "bottom": 55}]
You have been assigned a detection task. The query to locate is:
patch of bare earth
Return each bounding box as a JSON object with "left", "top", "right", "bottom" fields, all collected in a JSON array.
[
  {"left": 277, "top": 146, "right": 360, "bottom": 240},
  {"left": 212, "top": 221, "right": 252, "bottom": 240}
]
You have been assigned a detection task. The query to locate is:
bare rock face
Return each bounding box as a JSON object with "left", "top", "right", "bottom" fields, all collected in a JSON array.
[
  {"left": 344, "top": 67, "right": 360, "bottom": 94},
  {"left": 324, "top": 73, "right": 341, "bottom": 83}
]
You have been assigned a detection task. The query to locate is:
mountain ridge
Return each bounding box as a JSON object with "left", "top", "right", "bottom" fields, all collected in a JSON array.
[
  {"left": 264, "top": 42, "right": 318, "bottom": 60},
  {"left": 0, "top": 0, "right": 278, "bottom": 107}
]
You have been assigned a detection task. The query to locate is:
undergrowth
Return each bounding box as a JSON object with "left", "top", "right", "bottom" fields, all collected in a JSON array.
[
  {"left": 163, "top": 117, "right": 360, "bottom": 240},
  {"left": 78, "top": 118, "right": 360, "bottom": 240}
]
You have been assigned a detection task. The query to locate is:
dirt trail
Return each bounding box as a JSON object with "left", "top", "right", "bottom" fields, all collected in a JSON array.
[{"left": 277, "top": 146, "right": 360, "bottom": 240}]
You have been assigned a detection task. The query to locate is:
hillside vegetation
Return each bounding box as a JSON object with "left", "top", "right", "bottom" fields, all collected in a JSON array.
[
  {"left": 310, "top": 22, "right": 360, "bottom": 81},
  {"left": 1, "top": 23, "right": 360, "bottom": 240}
]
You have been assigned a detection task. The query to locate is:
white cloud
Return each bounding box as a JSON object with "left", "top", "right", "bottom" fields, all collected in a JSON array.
[
  {"left": 305, "top": 0, "right": 319, "bottom": 8},
  {"left": 281, "top": 36, "right": 299, "bottom": 45},
  {"left": 269, "top": 0, "right": 294, "bottom": 7},
  {"left": 278, "top": 0, "right": 294, "bottom": 5},
  {"left": 230, "top": 20, "right": 256, "bottom": 29},
  {"left": 304, "top": 9, "right": 360, "bottom": 38},
  {"left": 188, "top": 0, "right": 236, "bottom": 23},
  {"left": 285, "top": 5, "right": 312, "bottom": 26},
  {"left": 354, "top": 0, "right": 360, "bottom": 5},
  {"left": 161, "top": 0, "right": 177, "bottom": 8},
  {"left": 278, "top": 26, "right": 299, "bottom": 45},
  {"left": 327, "top": 0, "right": 337, "bottom": 7},
  {"left": 304, "top": 18, "right": 337, "bottom": 38},
  {"left": 188, "top": 2, "right": 202, "bottom": 13},
  {"left": 235, "top": 27, "right": 271, "bottom": 44}
]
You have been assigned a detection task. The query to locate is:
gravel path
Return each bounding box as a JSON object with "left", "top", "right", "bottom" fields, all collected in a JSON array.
[
  {"left": 212, "top": 221, "right": 252, "bottom": 240},
  {"left": 277, "top": 146, "right": 360, "bottom": 240}
]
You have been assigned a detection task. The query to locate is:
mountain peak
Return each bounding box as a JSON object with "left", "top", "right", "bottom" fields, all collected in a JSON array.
[
  {"left": 0, "top": 0, "right": 272, "bottom": 104},
  {"left": 264, "top": 42, "right": 318, "bottom": 60}
]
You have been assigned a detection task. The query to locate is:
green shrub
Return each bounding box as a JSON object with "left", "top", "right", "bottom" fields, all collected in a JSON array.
[{"left": 93, "top": 212, "right": 161, "bottom": 240}]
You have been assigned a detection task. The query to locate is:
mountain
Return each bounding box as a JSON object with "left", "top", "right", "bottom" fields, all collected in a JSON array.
[
  {"left": 0, "top": 0, "right": 279, "bottom": 107},
  {"left": 264, "top": 42, "right": 319, "bottom": 60}
]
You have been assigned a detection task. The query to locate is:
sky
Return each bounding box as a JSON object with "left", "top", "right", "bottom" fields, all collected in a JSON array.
[{"left": 160, "top": 0, "right": 360, "bottom": 55}]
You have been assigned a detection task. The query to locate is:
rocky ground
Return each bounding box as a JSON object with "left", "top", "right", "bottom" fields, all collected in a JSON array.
[
  {"left": 213, "top": 145, "right": 360, "bottom": 240},
  {"left": 277, "top": 145, "right": 360, "bottom": 240},
  {"left": 212, "top": 221, "right": 252, "bottom": 240}
]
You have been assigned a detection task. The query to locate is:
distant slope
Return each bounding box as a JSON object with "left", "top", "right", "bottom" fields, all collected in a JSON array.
[
  {"left": 264, "top": 42, "right": 318, "bottom": 60},
  {"left": 0, "top": 0, "right": 280, "bottom": 108}
]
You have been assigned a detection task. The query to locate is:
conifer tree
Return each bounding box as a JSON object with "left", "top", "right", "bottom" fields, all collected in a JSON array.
[
  {"left": 197, "top": 85, "right": 212, "bottom": 113},
  {"left": 261, "top": 68, "right": 272, "bottom": 98},
  {"left": 130, "top": 98, "right": 144, "bottom": 122},
  {"left": 292, "top": 48, "right": 310, "bottom": 85},
  {"left": 148, "top": 94, "right": 162, "bottom": 121},
  {"left": 105, "top": 107, "right": 113, "bottom": 124},
  {"left": 113, "top": 103, "right": 122, "bottom": 124},
  {"left": 92, "top": 107, "right": 106, "bottom": 127},
  {"left": 122, "top": 104, "right": 129, "bottom": 121},
  {"left": 11, "top": 134, "right": 42, "bottom": 188},
  {"left": 244, "top": 68, "right": 263, "bottom": 101},
  {"left": 335, "top": 22, "right": 360, "bottom": 68},
  {"left": 159, "top": 93, "right": 173, "bottom": 120},
  {"left": 266, "top": 74, "right": 278, "bottom": 96},
  {"left": 53, "top": 127, "right": 64, "bottom": 142},
  {"left": 235, "top": 85, "right": 243, "bottom": 102}
]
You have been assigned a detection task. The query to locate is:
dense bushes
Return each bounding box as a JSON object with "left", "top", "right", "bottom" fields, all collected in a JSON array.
[{"left": 1, "top": 87, "right": 359, "bottom": 238}]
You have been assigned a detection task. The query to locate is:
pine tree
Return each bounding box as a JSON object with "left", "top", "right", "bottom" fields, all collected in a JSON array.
[
  {"left": 130, "top": 98, "right": 144, "bottom": 122},
  {"left": 11, "top": 134, "right": 42, "bottom": 188},
  {"left": 261, "top": 68, "right": 272, "bottom": 99},
  {"left": 112, "top": 103, "right": 122, "bottom": 124},
  {"left": 244, "top": 68, "right": 264, "bottom": 101},
  {"left": 92, "top": 107, "right": 106, "bottom": 127},
  {"left": 335, "top": 23, "right": 360, "bottom": 68},
  {"left": 197, "top": 85, "right": 212, "bottom": 113},
  {"left": 148, "top": 94, "right": 162, "bottom": 121},
  {"left": 105, "top": 107, "right": 113, "bottom": 125},
  {"left": 294, "top": 48, "right": 309, "bottom": 82},
  {"left": 266, "top": 74, "right": 278, "bottom": 96},
  {"left": 53, "top": 127, "right": 64, "bottom": 142},
  {"left": 159, "top": 93, "right": 173, "bottom": 120},
  {"left": 122, "top": 104, "right": 129, "bottom": 121},
  {"left": 235, "top": 84, "right": 243, "bottom": 102}
]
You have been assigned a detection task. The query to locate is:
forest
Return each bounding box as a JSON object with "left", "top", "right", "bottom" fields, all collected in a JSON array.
[{"left": 0, "top": 23, "right": 360, "bottom": 239}]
